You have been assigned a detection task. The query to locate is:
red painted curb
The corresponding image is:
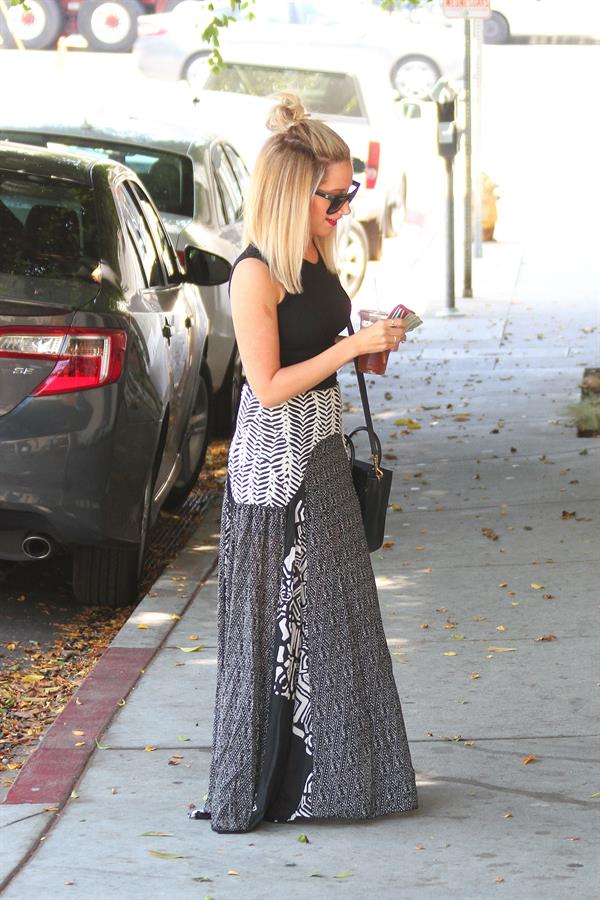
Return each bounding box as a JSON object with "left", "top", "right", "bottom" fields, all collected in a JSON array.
[{"left": 5, "top": 646, "right": 154, "bottom": 805}]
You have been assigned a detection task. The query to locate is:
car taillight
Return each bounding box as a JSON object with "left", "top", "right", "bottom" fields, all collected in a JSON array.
[
  {"left": 0, "top": 327, "right": 127, "bottom": 396},
  {"left": 176, "top": 249, "right": 187, "bottom": 270},
  {"left": 366, "top": 141, "right": 381, "bottom": 189},
  {"left": 137, "top": 21, "right": 167, "bottom": 36}
]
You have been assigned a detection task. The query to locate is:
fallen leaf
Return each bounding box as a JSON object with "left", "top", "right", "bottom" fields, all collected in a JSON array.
[
  {"left": 148, "top": 850, "right": 189, "bottom": 859},
  {"left": 136, "top": 624, "right": 149, "bottom": 630},
  {"left": 543, "top": 594, "right": 555, "bottom": 600},
  {"left": 470, "top": 672, "right": 481, "bottom": 679},
  {"left": 74, "top": 741, "right": 86, "bottom": 747},
  {"left": 563, "top": 836, "right": 580, "bottom": 841},
  {"left": 298, "top": 833, "right": 310, "bottom": 843},
  {"left": 535, "top": 634, "right": 557, "bottom": 642},
  {"left": 415, "top": 545, "right": 425, "bottom": 551},
  {"left": 463, "top": 740, "right": 475, "bottom": 747},
  {"left": 522, "top": 754, "right": 538, "bottom": 765},
  {"left": 496, "top": 625, "right": 506, "bottom": 632},
  {"left": 21, "top": 674, "right": 44, "bottom": 683},
  {"left": 443, "top": 651, "right": 458, "bottom": 656},
  {"left": 334, "top": 873, "right": 354, "bottom": 879},
  {"left": 178, "top": 646, "right": 205, "bottom": 653},
  {"left": 178, "top": 735, "right": 191, "bottom": 742},
  {"left": 503, "top": 812, "right": 513, "bottom": 819},
  {"left": 481, "top": 528, "right": 499, "bottom": 541},
  {"left": 144, "top": 746, "right": 157, "bottom": 752},
  {"left": 390, "top": 502, "right": 403, "bottom": 511},
  {"left": 188, "top": 634, "right": 200, "bottom": 641},
  {"left": 495, "top": 876, "right": 505, "bottom": 883},
  {"left": 498, "top": 582, "right": 508, "bottom": 588},
  {"left": 560, "top": 510, "right": 576, "bottom": 519},
  {"left": 486, "top": 647, "right": 516, "bottom": 652},
  {"left": 530, "top": 583, "right": 545, "bottom": 591},
  {"left": 141, "top": 831, "right": 174, "bottom": 837},
  {"left": 72, "top": 730, "right": 85, "bottom": 736},
  {"left": 420, "top": 623, "right": 429, "bottom": 629},
  {"left": 451, "top": 634, "right": 465, "bottom": 640},
  {"left": 591, "top": 792, "right": 600, "bottom": 798},
  {"left": 191, "top": 876, "right": 213, "bottom": 882},
  {"left": 382, "top": 541, "right": 395, "bottom": 550},
  {"left": 95, "top": 739, "right": 109, "bottom": 750},
  {"left": 227, "top": 870, "right": 240, "bottom": 876}
]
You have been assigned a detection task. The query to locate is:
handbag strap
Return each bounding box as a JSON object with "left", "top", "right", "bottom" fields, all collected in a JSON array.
[{"left": 347, "top": 319, "right": 383, "bottom": 477}]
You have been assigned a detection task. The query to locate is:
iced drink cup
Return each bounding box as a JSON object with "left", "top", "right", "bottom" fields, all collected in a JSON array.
[{"left": 357, "top": 309, "right": 390, "bottom": 375}]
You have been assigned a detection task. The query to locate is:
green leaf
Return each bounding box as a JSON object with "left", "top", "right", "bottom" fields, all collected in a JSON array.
[
  {"left": 95, "top": 738, "right": 109, "bottom": 750},
  {"left": 148, "top": 850, "right": 190, "bottom": 859},
  {"left": 591, "top": 792, "right": 600, "bottom": 798},
  {"left": 298, "top": 833, "right": 310, "bottom": 843},
  {"left": 191, "top": 876, "right": 213, "bottom": 882},
  {"left": 334, "top": 873, "right": 354, "bottom": 879},
  {"left": 178, "top": 645, "right": 205, "bottom": 653},
  {"left": 141, "top": 831, "right": 174, "bottom": 837},
  {"left": 178, "top": 735, "right": 191, "bottom": 742}
]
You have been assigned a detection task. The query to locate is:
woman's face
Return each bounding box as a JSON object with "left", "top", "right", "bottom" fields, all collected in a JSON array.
[{"left": 309, "top": 159, "right": 355, "bottom": 240}]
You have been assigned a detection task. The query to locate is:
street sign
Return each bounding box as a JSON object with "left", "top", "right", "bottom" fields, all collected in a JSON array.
[{"left": 443, "top": 0, "right": 491, "bottom": 18}]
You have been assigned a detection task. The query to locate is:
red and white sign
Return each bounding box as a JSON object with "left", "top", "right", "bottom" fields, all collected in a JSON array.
[{"left": 443, "top": 0, "right": 491, "bottom": 18}]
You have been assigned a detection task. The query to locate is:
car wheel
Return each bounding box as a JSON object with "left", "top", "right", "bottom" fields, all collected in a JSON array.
[
  {"left": 385, "top": 175, "right": 408, "bottom": 238},
  {"left": 165, "top": 363, "right": 212, "bottom": 506},
  {"left": 183, "top": 51, "right": 211, "bottom": 87},
  {"left": 390, "top": 54, "right": 442, "bottom": 100},
  {"left": 77, "top": 0, "right": 143, "bottom": 52},
  {"left": 363, "top": 219, "right": 384, "bottom": 262},
  {"left": 214, "top": 346, "right": 243, "bottom": 438},
  {"left": 337, "top": 220, "right": 368, "bottom": 299},
  {"left": 72, "top": 469, "right": 153, "bottom": 608},
  {"left": 483, "top": 12, "right": 510, "bottom": 44},
  {"left": 0, "top": 0, "right": 62, "bottom": 49}
]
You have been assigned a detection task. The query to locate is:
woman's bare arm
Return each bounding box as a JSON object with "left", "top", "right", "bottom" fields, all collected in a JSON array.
[{"left": 230, "top": 257, "right": 405, "bottom": 408}]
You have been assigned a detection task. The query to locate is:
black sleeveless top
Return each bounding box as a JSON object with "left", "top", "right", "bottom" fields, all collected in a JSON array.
[{"left": 230, "top": 244, "right": 352, "bottom": 391}]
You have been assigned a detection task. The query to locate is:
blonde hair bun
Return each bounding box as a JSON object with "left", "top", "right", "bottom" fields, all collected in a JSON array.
[{"left": 266, "top": 92, "right": 310, "bottom": 133}]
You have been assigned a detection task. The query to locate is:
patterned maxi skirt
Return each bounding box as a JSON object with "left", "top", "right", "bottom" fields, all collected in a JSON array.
[{"left": 195, "top": 383, "right": 418, "bottom": 833}]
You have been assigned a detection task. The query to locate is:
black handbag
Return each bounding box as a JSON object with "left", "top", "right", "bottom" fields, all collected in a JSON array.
[{"left": 343, "top": 322, "right": 393, "bottom": 553}]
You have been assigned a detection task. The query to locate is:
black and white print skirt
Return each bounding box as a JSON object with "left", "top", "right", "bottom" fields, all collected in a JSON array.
[{"left": 190, "top": 383, "right": 418, "bottom": 833}]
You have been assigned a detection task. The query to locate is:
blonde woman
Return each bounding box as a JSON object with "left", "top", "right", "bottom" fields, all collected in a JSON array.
[{"left": 189, "top": 93, "right": 417, "bottom": 833}]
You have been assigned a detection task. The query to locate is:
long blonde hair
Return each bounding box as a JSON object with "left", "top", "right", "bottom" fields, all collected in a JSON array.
[{"left": 242, "top": 92, "right": 351, "bottom": 294}]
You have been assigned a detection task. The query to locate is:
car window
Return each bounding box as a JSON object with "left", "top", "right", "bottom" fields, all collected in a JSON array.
[
  {"left": 212, "top": 143, "right": 243, "bottom": 224},
  {"left": 115, "top": 181, "right": 164, "bottom": 288},
  {"left": 0, "top": 169, "right": 99, "bottom": 282},
  {"left": 204, "top": 64, "right": 365, "bottom": 118},
  {"left": 129, "top": 181, "right": 179, "bottom": 282},
  {"left": 0, "top": 132, "right": 195, "bottom": 218},
  {"left": 223, "top": 144, "right": 249, "bottom": 201}
]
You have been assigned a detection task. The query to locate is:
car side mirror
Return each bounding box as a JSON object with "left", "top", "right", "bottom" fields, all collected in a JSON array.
[{"left": 185, "top": 247, "right": 232, "bottom": 286}]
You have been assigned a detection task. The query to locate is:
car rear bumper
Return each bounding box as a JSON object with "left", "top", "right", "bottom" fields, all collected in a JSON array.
[{"left": 0, "top": 387, "right": 160, "bottom": 559}]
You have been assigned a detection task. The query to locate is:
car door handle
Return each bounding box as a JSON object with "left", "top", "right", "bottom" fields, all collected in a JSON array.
[
  {"left": 162, "top": 317, "right": 172, "bottom": 343},
  {"left": 185, "top": 316, "right": 193, "bottom": 330}
]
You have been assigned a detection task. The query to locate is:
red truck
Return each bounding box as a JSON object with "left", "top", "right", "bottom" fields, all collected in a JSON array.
[{"left": 0, "top": 0, "right": 181, "bottom": 51}]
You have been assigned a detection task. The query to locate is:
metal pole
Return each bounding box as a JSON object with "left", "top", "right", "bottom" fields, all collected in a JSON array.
[
  {"left": 463, "top": 16, "right": 473, "bottom": 298},
  {"left": 473, "top": 17, "right": 484, "bottom": 257},
  {"left": 446, "top": 156, "right": 456, "bottom": 310}
]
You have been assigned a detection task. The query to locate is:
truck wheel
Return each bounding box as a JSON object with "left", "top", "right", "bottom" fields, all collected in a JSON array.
[
  {"left": 72, "top": 469, "right": 153, "bottom": 608},
  {"left": 0, "top": 0, "right": 62, "bottom": 50},
  {"left": 214, "top": 346, "right": 243, "bottom": 438},
  {"left": 337, "top": 220, "right": 368, "bottom": 299},
  {"left": 483, "top": 12, "right": 510, "bottom": 44},
  {"left": 77, "top": 0, "right": 143, "bottom": 52},
  {"left": 391, "top": 54, "right": 441, "bottom": 100}
]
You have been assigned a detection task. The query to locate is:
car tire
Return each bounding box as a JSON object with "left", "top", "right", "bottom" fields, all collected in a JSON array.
[
  {"left": 77, "top": 0, "right": 143, "bottom": 52},
  {"left": 483, "top": 12, "right": 510, "bottom": 44},
  {"left": 0, "top": 0, "right": 62, "bottom": 50},
  {"left": 390, "top": 54, "right": 442, "bottom": 100},
  {"left": 363, "top": 219, "right": 384, "bottom": 262},
  {"left": 385, "top": 175, "right": 408, "bottom": 239},
  {"left": 72, "top": 468, "right": 153, "bottom": 608},
  {"left": 165, "top": 363, "right": 212, "bottom": 507},
  {"left": 214, "top": 345, "right": 243, "bottom": 438},
  {"left": 183, "top": 51, "right": 211, "bottom": 86},
  {"left": 337, "top": 220, "right": 368, "bottom": 299}
]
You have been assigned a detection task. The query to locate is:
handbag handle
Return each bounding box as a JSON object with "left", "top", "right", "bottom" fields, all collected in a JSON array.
[{"left": 347, "top": 319, "right": 384, "bottom": 478}]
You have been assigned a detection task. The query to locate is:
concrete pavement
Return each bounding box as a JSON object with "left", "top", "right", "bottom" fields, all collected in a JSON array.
[{"left": 1, "top": 236, "right": 599, "bottom": 899}]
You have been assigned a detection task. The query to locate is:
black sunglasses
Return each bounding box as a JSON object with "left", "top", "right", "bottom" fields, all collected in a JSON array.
[{"left": 314, "top": 179, "right": 360, "bottom": 215}]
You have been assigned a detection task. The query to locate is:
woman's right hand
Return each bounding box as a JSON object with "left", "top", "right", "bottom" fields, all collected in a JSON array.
[{"left": 352, "top": 319, "right": 406, "bottom": 355}]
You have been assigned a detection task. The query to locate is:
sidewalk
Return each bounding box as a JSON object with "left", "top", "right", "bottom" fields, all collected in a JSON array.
[{"left": 1, "top": 237, "right": 598, "bottom": 899}]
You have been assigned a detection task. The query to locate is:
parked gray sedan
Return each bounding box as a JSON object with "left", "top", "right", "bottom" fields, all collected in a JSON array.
[
  {"left": 0, "top": 143, "right": 230, "bottom": 607},
  {"left": 0, "top": 116, "right": 247, "bottom": 437}
]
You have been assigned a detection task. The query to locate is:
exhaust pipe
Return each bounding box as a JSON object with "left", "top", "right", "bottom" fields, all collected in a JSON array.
[{"left": 22, "top": 534, "right": 53, "bottom": 560}]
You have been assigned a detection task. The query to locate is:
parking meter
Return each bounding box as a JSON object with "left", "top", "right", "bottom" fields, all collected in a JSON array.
[
  {"left": 436, "top": 100, "right": 459, "bottom": 159},
  {"left": 431, "top": 79, "right": 459, "bottom": 160}
]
